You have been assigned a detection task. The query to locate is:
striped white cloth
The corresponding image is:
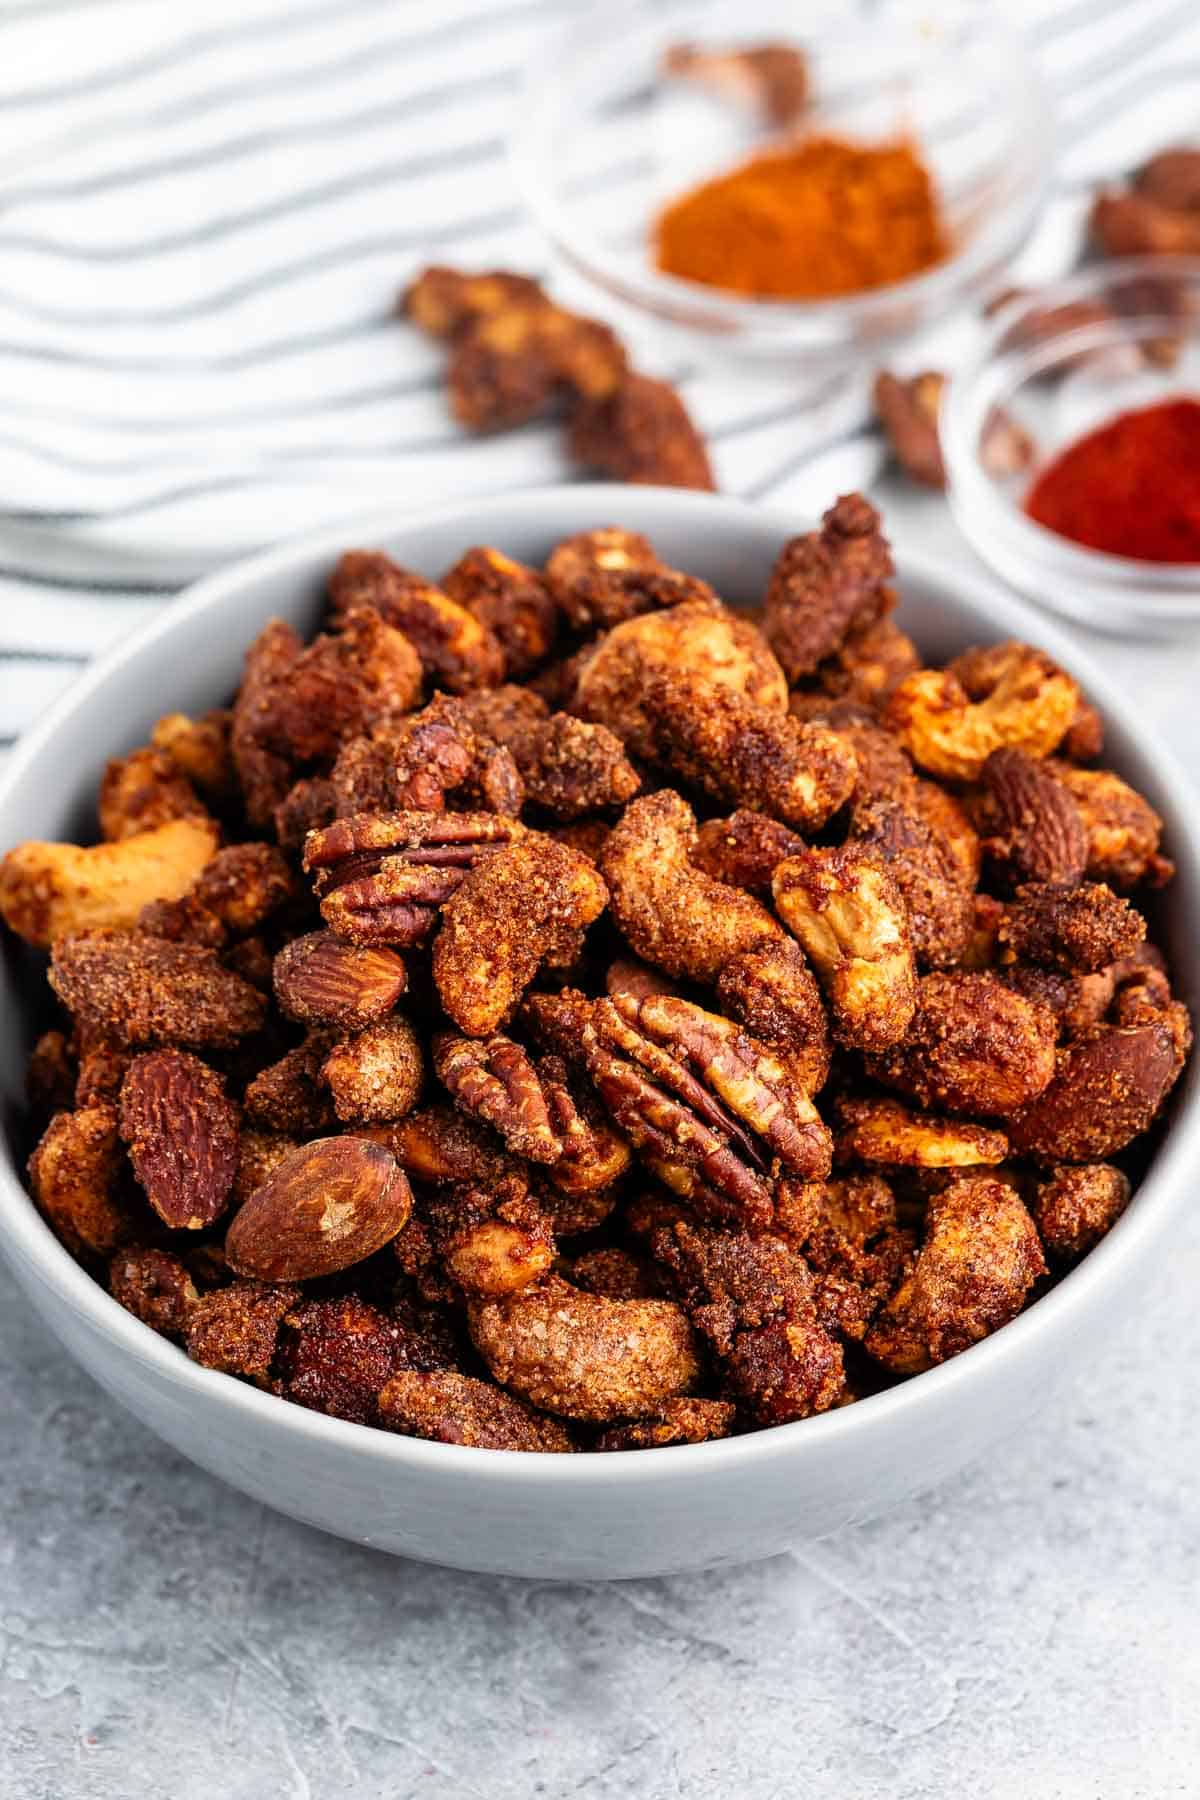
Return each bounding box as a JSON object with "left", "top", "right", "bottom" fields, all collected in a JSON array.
[{"left": 2, "top": 0, "right": 1199, "bottom": 759}]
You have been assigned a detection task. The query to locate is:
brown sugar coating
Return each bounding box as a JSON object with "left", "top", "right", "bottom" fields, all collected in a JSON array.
[
  {"left": 576, "top": 600, "right": 787, "bottom": 759},
  {"left": 108, "top": 1247, "right": 199, "bottom": 1339},
  {"left": 185, "top": 1280, "right": 298, "bottom": 1384},
  {"left": 865, "top": 1175, "right": 1045, "bottom": 1374},
  {"left": 1007, "top": 1018, "right": 1188, "bottom": 1163},
  {"left": 469, "top": 1276, "right": 700, "bottom": 1423},
  {"left": 593, "top": 1397, "right": 736, "bottom": 1451},
  {"left": 866, "top": 972, "right": 1058, "bottom": 1119},
  {"left": 544, "top": 527, "right": 715, "bottom": 633},
  {"left": 836, "top": 1096, "right": 1009, "bottom": 1169},
  {"left": 98, "top": 747, "right": 208, "bottom": 843},
  {"left": 50, "top": 929, "right": 267, "bottom": 1049},
  {"left": 653, "top": 1221, "right": 844, "bottom": 1424},
  {"left": 402, "top": 265, "right": 546, "bottom": 337},
  {"left": 692, "top": 810, "right": 805, "bottom": 895},
  {"left": 1033, "top": 1163, "right": 1131, "bottom": 1263},
  {"left": 329, "top": 550, "right": 504, "bottom": 693},
  {"left": 28, "top": 1104, "right": 131, "bottom": 1258},
  {"left": 773, "top": 846, "right": 916, "bottom": 1051},
  {"left": 763, "top": 492, "right": 894, "bottom": 683},
  {"left": 277, "top": 1295, "right": 443, "bottom": 1424},
  {"left": 602, "top": 790, "right": 783, "bottom": 984},
  {"left": 567, "top": 371, "right": 716, "bottom": 491},
  {"left": 440, "top": 546, "right": 559, "bottom": 679},
  {"left": 997, "top": 881, "right": 1145, "bottom": 974},
  {"left": 378, "top": 1369, "right": 574, "bottom": 1452},
  {"left": 1052, "top": 765, "right": 1174, "bottom": 890},
  {"left": 642, "top": 672, "right": 858, "bottom": 831},
  {"left": 8, "top": 507, "right": 1190, "bottom": 1450},
  {"left": 321, "top": 1016, "right": 424, "bottom": 1123},
  {"left": 433, "top": 836, "right": 607, "bottom": 1036}
]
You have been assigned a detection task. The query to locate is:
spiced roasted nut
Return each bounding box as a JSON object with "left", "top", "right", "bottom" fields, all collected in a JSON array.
[
  {"left": 714, "top": 935, "right": 831, "bottom": 1096},
  {"left": 594, "top": 1397, "right": 737, "bottom": 1451},
  {"left": 108, "top": 1247, "right": 199, "bottom": 1338},
  {"left": 306, "top": 810, "right": 523, "bottom": 948},
  {"left": 1053, "top": 765, "right": 1174, "bottom": 890},
  {"left": 185, "top": 1280, "right": 298, "bottom": 1384},
  {"left": 543, "top": 527, "right": 714, "bottom": 633},
  {"left": 575, "top": 599, "right": 787, "bottom": 759},
  {"left": 763, "top": 492, "right": 894, "bottom": 683},
  {"left": 816, "top": 613, "right": 922, "bottom": 707},
  {"left": 444, "top": 294, "right": 628, "bottom": 432},
  {"left": 601, "top": 790, "right": 783, "bottom": 984},
  {"left": 98, "top": 748, "right": 208, "bottom": 842},
  {"left": 243, "top": 1037, "right": 338, "bottom": 1136},
  {"left": 329, "top": 550, "right": 504, "bottom": 693},
  {"left": 653, "top": 1221, "right": 844, "bottom": 1424},
  {"left": 468, "top": 1275, "right": 700, "bottom": 1423},
  {"left": 328, "top": 695, "right": 520, "bottom": 819},
  {"left": 387, "top": 1102, "right": 517, "bottom": 1188},
  {"left": 997, "top": 881, "right": 1145, "bottom": 974},
  {"left": 567, "top": 370, "right": 716, "bottom": 491},
  {"left": 641, "top": 671, "right": 858, "bottom": 831},
  {"left": 886, "top": 645, "right": 1079, "bottom": 783},
  {"left": 118, "top": 1050, "right": 239, "bottom": 1229},
  {"left": 973, "top": 747, "right": 1088, "bottom": 887},
  {"left": 440, "top": 546, "right": 559, "bottom": 679},
  {"left": 849, "top": 783, "right": 977, "bottom": 968},
  {"left": 692, "top": 810, "right": 804, "bottom": 895},
  {"left": 49, "top": 929, "right": 267, "bottom": 1049},
  {"left": 1032, "top": 1163, "right": 1131, "bottom": 1262},
  {"left": 864, "top": 1174, "right": 1045, "bottom": 1374},
  {"left": 872, "top": 369, "right": 947, "bottom": 489},
  {"left": 433, "top": 1031, "right": 563, "bottom": 1163},
  {"left": 276, "top": 1295, "right": 439, "bottom": 1424},
  {"left": 865, "top": 972, "right": 1057, "bottom": 1119},
  {"left": 661, "top": 40, "right": 810, "bottom": 128},
  {"left": 487, "top": 711, "right": 640, "bottom": 821},
  {"left": 151, "top": 710, "right": 236, "bottom": 805},
  {"left": 225, "top": 1135, "right": 412, "bottom": 1281},
  {"left": 773, "top": 846, "right": 917, "bottom": 1051},
  {"left": 431, "top": 1174, "right": 556, "bottom": 1297},
  {"left": 1007, "top": 1018, "right": 1188, "bottom": 1163},
  {"left": 273, "top": 930, "right": 407, "bottom": 1030},
  {"left": 432, "top": 836, "right": 608, "bottom": 1036},
  {"left": 28, "top": 1104, "right": 131, "bottom": 1259},
  {"left": 836, "top": 1096, "right": 1009, "bottom": 1168},
  {"left": 0, "top": 816, "right": 219, "bottom": 949},
  {"left": 378, "top": 1369, "right": 574, "bottom": 1452},
  {"left": 321, "top": 1016, "right": 424, "bottom": 1123}
]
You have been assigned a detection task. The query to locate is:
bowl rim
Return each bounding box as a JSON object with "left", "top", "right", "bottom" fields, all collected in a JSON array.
[
  {"left": 2, "top": 482, "right": 1197, "bottom": 1483},
  {"left": 942, "top": 255, "right": 1200, "bottom": 620},
  {"left": 509, "top": 2, "right": 1055, "bottom": 338}
]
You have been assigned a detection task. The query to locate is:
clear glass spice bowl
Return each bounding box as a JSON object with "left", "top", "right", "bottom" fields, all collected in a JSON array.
[
  {"left": 942, "top": 258, "right": 1200, "bottom": 638},
  {"left": 510, "top": 0, "right": 1053, "bottom": 374}
]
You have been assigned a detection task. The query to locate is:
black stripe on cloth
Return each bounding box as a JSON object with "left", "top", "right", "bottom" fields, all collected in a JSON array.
[
  {"left": 0, "top": 207, "right": 527, "bottom": 326},
  {"left": 0, "top": 315, "right": 387, "bottom": 372},
  {"left": 0, "top": 560, "right": 170, "bottom": 594},
  {"left": 0, "top": 647, "right": 88, "bottom": 665}
]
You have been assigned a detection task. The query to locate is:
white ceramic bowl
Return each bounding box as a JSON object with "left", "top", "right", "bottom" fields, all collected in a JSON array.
[{"left": 1, "top": 487, "right": 1196, "bottom": 1581}]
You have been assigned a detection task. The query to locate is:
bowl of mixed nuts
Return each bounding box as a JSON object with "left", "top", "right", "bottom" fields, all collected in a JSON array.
[{"left": 0, "top": 485, "right": 1195, "bottom": 1579}]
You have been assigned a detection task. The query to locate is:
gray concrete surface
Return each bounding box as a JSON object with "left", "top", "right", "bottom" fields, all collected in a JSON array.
[{"left": 3, "top": 488, "right": 1200, "bottom": 1799}]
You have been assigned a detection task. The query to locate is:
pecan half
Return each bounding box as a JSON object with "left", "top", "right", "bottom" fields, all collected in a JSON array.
[
  {"left": 433, "top": 1030, "right": 562, "bottom": 1163},
  {"left": 118, "top": 1050, "right": 239, "bottom": 1229},
  {"left": 305, "top": 811, "right": 522, "bottom": 947}
]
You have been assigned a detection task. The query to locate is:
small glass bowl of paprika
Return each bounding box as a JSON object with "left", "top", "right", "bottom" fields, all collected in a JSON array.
[
  {"left": 510, "top": 0, "right": 1052, "bottom": 372},
  {"left": 942, "top": 259, "right": 1200, "bottom": 637}
]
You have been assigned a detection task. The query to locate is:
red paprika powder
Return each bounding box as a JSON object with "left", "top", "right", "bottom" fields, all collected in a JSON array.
[{"left": 1024, "top": 396, "right": 1200, "bottom": 562}]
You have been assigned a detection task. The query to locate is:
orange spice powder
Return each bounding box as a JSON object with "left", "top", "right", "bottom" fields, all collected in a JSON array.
[{"left": 654, "top": 134, "right": 947, "bottom": 301}]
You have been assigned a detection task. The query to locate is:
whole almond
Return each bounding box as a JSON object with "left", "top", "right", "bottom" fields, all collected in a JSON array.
[
  {"left": 273, "top": 929, "right": 407, "bottom": 1030},
  {"left": 119, "top": 1049, "right": 238, "bottom": 1229},
  {"left": 225, "top": 1135, "right": 412, "bottom": 1281},
  {"left": 977, "top": 749, "right": 1087, "bottom": 887}
]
